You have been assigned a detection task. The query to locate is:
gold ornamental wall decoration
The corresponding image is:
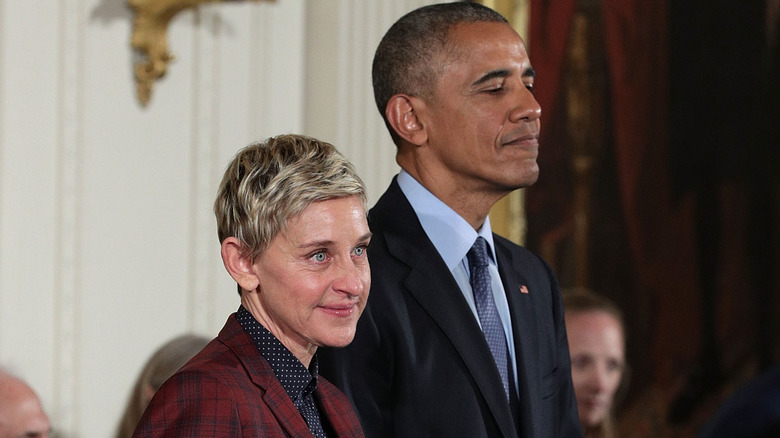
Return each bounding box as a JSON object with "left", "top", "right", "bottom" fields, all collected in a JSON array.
[{"left": 128, "top": 0, "right": 272, "bottom": 107}]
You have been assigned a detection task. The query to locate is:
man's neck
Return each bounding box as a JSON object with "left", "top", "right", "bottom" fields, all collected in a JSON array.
[{"left": 398, "top": 167, "right": 505, "bottom": 230}]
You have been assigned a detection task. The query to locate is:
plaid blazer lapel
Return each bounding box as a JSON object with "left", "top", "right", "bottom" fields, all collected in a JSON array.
[
  {"left": 316, "top": 377, "right": 365, "bottom": 437},
  {"left": 221, "top": 315, "right": 314, "bottom": 437}
]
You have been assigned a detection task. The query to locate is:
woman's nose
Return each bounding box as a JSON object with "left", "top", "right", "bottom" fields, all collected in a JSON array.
[
  {"left": 332, "top": 259, "right": 367, "bottom": 296},
  {"left": 588, "top": 366, "right": 611, "bottom": 393}
]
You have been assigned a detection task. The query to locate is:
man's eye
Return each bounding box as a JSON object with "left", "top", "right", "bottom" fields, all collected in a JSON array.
[
  {"left": 525, "top": 83, "right": 535, "bottom": 93},
  {"left": 312, "top": 251, "right": 327, "bottom": 262},
  {"left": 354, "top": 246, "right": 366, "bottom": 256}
]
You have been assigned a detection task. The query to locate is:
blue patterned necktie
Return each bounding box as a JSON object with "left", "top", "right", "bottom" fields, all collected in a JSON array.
[{"left": 467, "top": 237, "right": 511, "bottom": 400}]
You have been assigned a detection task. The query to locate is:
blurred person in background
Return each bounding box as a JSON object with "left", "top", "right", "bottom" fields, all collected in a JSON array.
[
  {"left": 0, "top": 367, "right": 51, "bottom": 438},
  {"left": 698, "top": 362, "right": 780, "bottom": 438},
  {"left": 564, "top": 289, "right": 628, "bottom": 438},
  {"left": 115, "top": 334, "right": 209, "bottom": 438}
]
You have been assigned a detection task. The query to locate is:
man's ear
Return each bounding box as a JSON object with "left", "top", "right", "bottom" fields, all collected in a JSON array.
[
  {"left": 220, "top": 237, "right": 260, "bottom": 293},
  {"left": 386, "top": 94, "right": 428, "bottom": 146}
]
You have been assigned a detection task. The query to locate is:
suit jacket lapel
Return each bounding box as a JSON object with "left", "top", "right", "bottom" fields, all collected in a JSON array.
[
  {"left": 373, "top": 180, "right": 517, "bottom": 438},
  {"left": 316, "top": 382, "right": 359, "bottom": 436},
  {"left": 495, "top": 240, "right": 541, "bottom": 437},
  {"left": 219, "top": 315, "right": 314, "bottom": 437}
]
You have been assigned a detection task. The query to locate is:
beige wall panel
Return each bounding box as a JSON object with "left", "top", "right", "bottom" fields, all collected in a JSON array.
[{"left": 1, "top": 1, "right": 304, "bottom": 436}]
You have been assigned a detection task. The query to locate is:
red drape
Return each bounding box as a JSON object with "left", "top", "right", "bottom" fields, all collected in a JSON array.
[
  {"left": 529, "top": 0, "right": 578, "bottom": 141},
  {"left": 529, "top": 0, "right": 701, "bottom": 388},
  {"left": 601, "top": 0, "right": 701, "bottom": 384}
]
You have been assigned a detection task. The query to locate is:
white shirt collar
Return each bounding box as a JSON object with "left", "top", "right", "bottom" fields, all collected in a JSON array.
[{"left": 396, "top": 170, "right": 497, "bottom": 270}]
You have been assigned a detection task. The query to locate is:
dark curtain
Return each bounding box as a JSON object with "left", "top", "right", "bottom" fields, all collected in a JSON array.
[
  {"left": 527, "top": 0, "right": 779, "bottom": 430},
  {"left": 528, "top": 0, "right": 697, "bottom": 404},
  {"left": 526, "top": 0, "right": 578, "bottom": 282},
  {"left": 600, "top": 0, "right": 705, "bottom": 393},
  {"left": 666, "top": 0, "right": 780, "bottom": 423}
]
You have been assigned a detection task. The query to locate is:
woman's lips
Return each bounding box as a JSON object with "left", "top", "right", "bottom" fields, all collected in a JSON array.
[{"left": 319, "top": 303, "right": 357, "bottom": 317}]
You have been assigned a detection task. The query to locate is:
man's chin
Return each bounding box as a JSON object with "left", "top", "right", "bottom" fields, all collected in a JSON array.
[
  {"left": 500, "top": 173, "right": 539, "bottom": 191},
  {"left": 515, "top": 169, "right": 539, "bottom": 188}
]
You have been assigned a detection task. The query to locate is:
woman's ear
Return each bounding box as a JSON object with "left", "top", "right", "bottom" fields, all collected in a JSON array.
[
  {"left": 386, "top": 94, "right": 428, "bottom": 146},
  {"left": 220, "top": 237, "right": 260, "bottom": 293}
]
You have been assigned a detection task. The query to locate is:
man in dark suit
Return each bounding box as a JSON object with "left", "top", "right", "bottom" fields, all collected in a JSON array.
[
  {"left": 319, "top": 3, "right": 582, "bottom": 437},
  {"left": 134, "top": 135, "right": 368, "bottom": 437}
]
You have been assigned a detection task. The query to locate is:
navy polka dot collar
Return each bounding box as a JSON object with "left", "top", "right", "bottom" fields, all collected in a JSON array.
[{"left": 236, "top": 305, "right": 319, "bottom": 402}]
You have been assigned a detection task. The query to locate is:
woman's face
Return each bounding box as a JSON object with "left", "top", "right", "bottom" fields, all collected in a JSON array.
[
  {"left": 249, "top": 196, "right": 371, "bottom": 362},
  {"left": 565, "top": 310, "right": 625, "bottom": 428}
]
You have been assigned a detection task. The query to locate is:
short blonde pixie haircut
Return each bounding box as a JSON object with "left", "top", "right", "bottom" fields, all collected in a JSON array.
[{"left": 214, "top": 134, "right": 367, "bottom": 262}]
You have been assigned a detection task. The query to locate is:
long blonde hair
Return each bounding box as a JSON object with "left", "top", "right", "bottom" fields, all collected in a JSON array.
[{"left": 116, "top": 334, "right": 209, "bottom": 438}]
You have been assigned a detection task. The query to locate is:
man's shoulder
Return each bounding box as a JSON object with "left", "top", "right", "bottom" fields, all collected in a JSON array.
[
  {"left": 368, "top": 179, "right": 411, "bottom": 220},
  {"left": 367, "top": 181, "right": 426, "bottom": 247},
  {"left": 491, "top": 233, "right": 559, "bottom": 286},
  {"left": 492, "top": 233, "right": 540, "bottom": 261}
]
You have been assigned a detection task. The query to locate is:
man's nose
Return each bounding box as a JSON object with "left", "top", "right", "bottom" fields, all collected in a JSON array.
[{"left": 508, "top": 86, "right": 541, "bottom": 123}]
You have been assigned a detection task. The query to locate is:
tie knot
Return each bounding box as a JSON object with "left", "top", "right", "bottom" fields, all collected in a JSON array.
[{"left": 467, "top": 237, "right": 490, "bottom": 269}]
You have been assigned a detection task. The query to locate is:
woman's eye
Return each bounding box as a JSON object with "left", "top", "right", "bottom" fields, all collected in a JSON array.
[{"left": 571, "top": 355, "right": 592, "bottom": 370}]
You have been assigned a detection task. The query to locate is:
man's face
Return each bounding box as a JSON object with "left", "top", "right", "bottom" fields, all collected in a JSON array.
[
  {"left": 249, "top": 196, "right": 372, "bottom": 358},
  {"left": 417, "top": 21, "right": 541, "bottom": 195}
]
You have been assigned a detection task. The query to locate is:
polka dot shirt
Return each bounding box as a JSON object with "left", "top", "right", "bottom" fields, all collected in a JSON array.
[{"left": 237, "top": 306, "right": 329, "bottom": 438}]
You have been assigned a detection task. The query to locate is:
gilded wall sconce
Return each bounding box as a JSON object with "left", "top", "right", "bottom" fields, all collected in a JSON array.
[{"left": 128, "top": 0, "right": 271, "bottom": 107}]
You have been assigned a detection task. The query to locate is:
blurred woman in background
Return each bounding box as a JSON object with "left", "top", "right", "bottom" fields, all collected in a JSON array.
[
  {"left": 564, "top": 289, "right": 628, "bottom": 438},
  {"left": 115, "top": 333, "right": 208, "bottom": 438}
]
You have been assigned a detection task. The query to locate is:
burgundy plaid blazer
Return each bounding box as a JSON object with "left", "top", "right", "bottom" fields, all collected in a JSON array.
[{"left": 133, "top": 313, "right": 365, "bottom": 437}]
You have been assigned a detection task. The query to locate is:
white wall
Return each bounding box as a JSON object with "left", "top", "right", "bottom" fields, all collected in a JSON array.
[{"left": 0, "top": 0, "right": 437, "bottom": 436}]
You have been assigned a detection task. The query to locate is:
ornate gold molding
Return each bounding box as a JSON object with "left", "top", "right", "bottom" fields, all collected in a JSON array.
[{"left": 128, "top": 0, "right": 271, "bottom": 107}]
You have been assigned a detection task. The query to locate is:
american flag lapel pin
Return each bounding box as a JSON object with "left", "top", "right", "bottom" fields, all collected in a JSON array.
[{"left": 520, "top": 285, "right": 529, "bottom": 294}]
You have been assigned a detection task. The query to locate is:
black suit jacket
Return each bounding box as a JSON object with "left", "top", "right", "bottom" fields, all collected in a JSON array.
[{"left": 320, "top": 178, "right": 582, "bottom": 437}]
